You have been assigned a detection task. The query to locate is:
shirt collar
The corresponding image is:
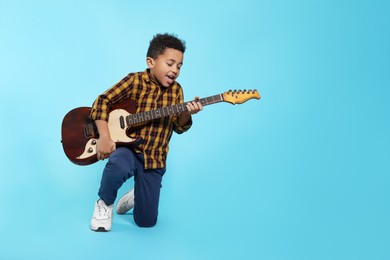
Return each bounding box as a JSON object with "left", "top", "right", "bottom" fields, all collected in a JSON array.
[
  {"left": 143, "top": 69, "right": 159, "bottom": 85},
  {"left": 143, "top": 69, "right": 171, "bottom": 89}
]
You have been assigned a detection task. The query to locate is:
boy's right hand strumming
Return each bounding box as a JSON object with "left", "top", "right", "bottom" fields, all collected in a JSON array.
[{"left": 95, "top": 120, "right": 116, "bottom": 160}]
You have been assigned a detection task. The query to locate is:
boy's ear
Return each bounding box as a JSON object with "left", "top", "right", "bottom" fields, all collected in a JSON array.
[{"left": 146, "top": 57, "right": 154, "bottom": 68}]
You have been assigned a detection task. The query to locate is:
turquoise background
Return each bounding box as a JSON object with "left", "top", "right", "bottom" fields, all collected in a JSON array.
[{"left": 1, "top": 0, "right": 389, "bottom": 259}]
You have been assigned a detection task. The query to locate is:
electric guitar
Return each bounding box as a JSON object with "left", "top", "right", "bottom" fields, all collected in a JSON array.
[{"left": 61, "top": 89, "right": 260, "bottom": 165}]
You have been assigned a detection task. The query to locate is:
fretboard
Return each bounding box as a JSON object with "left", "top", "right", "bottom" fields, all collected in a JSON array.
[{"left": 126, "top": 94, "right": 223, "bottom": 126}]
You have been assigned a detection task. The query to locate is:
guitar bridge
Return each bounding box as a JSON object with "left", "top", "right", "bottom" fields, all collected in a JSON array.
[{"left": 83, "top": 123, "right": 96, "bottom": 138}]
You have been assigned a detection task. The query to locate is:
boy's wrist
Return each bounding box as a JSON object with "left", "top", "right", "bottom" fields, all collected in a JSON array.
[{"left": 178, "top": 112, "right": 191, "bottom": 126}]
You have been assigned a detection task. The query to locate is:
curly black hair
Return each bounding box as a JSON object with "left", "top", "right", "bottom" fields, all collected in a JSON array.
[{"left": 147, "top": 33, "right": 186, "bottom": 59}]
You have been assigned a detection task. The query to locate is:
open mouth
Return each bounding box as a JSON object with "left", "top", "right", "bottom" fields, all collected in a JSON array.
[{"left": 166, "top": 74, "right": 175, "bottom": 84}]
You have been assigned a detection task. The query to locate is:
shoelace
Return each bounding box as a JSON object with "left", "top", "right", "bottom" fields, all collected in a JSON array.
[{"left": 97, "top": 201, "right": 110, "bottom": 218}]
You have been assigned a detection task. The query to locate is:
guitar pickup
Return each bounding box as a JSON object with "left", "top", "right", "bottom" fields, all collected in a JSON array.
[{"left": 119, "top": 116, "right": 125, "bottom": 129}]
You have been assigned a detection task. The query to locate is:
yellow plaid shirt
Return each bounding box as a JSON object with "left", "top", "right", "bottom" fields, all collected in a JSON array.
[{"left": 90, "top": 69, "right": 192, "bottom": 169}]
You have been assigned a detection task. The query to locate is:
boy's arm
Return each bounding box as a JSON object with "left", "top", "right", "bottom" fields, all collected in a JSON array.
[
  {"left": 95, "top": 120, "right": 116, "bottom": 161},
  {"left": 177, "top": 98, "right": 203, "bottom": 127},
  {"left": 90, "top": 73, "right": 135, "bottom": 160}
]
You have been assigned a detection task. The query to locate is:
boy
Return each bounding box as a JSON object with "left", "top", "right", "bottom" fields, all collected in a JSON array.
[{"left": 89, "top": 33, "right": 202, "bottom": 231}]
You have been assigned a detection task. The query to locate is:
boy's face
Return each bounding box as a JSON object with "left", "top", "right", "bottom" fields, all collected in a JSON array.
[{"left": 147, "top": 48, "right": 183, "bottom": 87}]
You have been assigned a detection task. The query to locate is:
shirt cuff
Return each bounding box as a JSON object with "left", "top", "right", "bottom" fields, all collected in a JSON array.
[{"left": 174, "top": 116, "right": 192, "bottom": 134}]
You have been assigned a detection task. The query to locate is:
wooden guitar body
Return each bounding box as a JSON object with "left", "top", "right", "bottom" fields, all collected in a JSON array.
[{"left": 61, "top": 99, "right": 141, "bottom": 165}]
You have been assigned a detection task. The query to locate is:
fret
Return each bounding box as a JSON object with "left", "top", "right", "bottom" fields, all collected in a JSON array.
[
  {"left": 153, "top": 110, "right": 158, "bottom": 119},
  {"left": 124, "top": 93, "right": 226, "bottom": 127},
  {"left": 145, "top": 111, "right": 150, "bottom": 121},
  {"left": 138, "top": 113, "right": 143, "bottom": 123},
  {"left": 126, "top": 116, "right": 132, "bottom": 126}
]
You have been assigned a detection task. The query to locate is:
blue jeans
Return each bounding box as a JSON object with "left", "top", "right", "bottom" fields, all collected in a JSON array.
[{"left": 98, "top": 147, "right": 165, "bottom": 227}]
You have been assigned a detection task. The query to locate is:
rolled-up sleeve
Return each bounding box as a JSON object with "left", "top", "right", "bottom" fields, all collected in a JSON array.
[
  {"left": 172, "top": 86, "right": 192, "bottom": 134},
  {"left": 172, "top": 115, "right": 192, "bottom": 134},
  {"left": 90, "top": 74, "right": 135, "bottom": 121}
]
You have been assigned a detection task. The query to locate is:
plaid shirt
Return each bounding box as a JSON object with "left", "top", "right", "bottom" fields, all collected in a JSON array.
[{"left": 90, "top": 69, "right": 192, "bottom": 169}]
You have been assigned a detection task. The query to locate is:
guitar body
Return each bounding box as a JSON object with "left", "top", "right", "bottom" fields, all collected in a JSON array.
[{"left": 61, "top": 99, "right": 142, "bottom": 165}]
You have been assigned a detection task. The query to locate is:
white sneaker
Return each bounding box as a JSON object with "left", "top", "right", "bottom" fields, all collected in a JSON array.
[
  {"left": 90, "top": 199, "right": 113, "bottom": 232},
  {"left": 116, "top": 188, "right": 135, "bottom": 214}
]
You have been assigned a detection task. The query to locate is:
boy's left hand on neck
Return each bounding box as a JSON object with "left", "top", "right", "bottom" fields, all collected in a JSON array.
[{"left": 178, "top": 97, "right": 203, "bottom": 126}]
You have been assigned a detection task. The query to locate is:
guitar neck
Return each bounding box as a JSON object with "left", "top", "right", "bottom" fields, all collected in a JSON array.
[{"left": 126, "top": 94, "right": 223, "bottom": 125}]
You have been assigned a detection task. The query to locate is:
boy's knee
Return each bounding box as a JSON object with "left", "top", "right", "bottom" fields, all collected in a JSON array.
[{"left": 134, "top": 216, "right": 158, "bottom": 228}]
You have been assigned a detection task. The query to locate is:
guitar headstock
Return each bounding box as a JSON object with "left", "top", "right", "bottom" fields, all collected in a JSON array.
[{"left": 222, "top": 89, "right": 261, "bottom": 105}]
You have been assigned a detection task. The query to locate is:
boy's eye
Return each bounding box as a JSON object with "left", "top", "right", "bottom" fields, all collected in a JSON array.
[{"left": 166, "top": 63, "right": 173, "bottom": 66}]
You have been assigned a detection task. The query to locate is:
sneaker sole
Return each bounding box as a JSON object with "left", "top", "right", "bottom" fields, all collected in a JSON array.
[
  {"left": 95, "top": 227, "right": 110, "bottom": 232},
  {"left": 90, "top": 225, "right": 111, "bottom": 232}
]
